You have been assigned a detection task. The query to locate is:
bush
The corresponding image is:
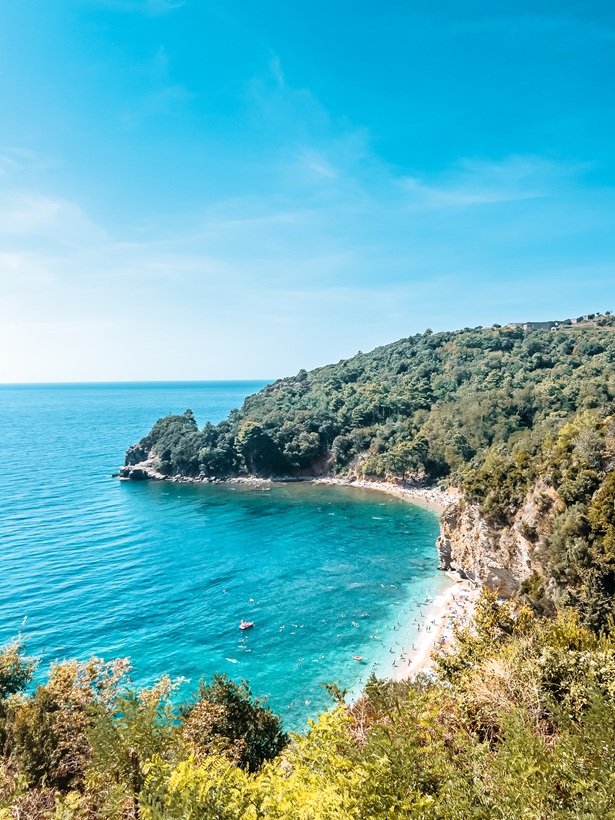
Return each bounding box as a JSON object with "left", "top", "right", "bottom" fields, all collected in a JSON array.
[{"left": 181, "top": 675, "right": 288, "bottom": 772}]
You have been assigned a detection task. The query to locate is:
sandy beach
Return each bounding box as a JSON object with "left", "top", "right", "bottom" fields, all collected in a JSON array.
[
  {"left": 312, "top": 476, "right": 461, "bottom": 514},
  {"left": 391, "top": 574, "right": 479, "bottom": 679},
  {"left": 313, "top": 477, "right": 478, "bottom": 680}
]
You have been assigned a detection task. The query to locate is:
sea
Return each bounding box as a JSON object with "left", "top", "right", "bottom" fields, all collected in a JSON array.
[{"left": 0, "top": 381, "right": 448, "bottom": 730}]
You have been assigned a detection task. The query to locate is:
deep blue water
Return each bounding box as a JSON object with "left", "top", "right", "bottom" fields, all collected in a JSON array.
[{"left": 0, "top": 382, "right": 446, "bottom": 729}]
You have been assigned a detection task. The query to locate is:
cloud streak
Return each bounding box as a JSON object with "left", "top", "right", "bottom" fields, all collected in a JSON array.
[
  {"left": 0, "top": 192, "right": 108, "bottom": 246},
  {"left": 400, "top": 156, "right": 586, "bottom": 208}
]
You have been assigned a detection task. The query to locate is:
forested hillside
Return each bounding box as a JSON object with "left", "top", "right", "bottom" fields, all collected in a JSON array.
[
  {"left": 125, "top": 315, "right": 615, "bottom": 630},
  {"left": 126, "top": 317, "right": 615, "bottom": 490}
]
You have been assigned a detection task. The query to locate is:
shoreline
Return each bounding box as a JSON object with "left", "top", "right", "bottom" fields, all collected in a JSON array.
[
  {"left": 120, "top": 467, "right": 476, "bottom": 679},
  {"left": 311, "top": 476, "right": 461, "bottom": 515},
  {"left": 310, "top": 478, "right": 476, "bottom": 680},
  {"left": 118, "top": 467, "right": 461, "bottom": 515},
  {"left": 390, "top": 573, "right": 478, "bottom": 680}
]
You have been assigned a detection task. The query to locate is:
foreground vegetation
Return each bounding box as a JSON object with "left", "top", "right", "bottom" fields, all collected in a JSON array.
[{"left": 2, "top": 592, "right": 615, "bottom": 818}]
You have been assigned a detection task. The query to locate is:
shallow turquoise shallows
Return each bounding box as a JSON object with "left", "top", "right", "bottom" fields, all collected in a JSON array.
[{"left": 0, "top": 382, "right": 446, "bottom": 730}]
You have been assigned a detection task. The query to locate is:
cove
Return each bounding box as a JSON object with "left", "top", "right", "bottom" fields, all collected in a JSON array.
[
  {"left": 0, "top": 383, "right": 446, "bottom": 730},
  {"left": 115, "top": 480, "right": 446, "bottom": 726}
]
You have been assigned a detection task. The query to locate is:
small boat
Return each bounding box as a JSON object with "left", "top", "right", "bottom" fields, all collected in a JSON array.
[
  {"left": 239, "top": 620, "right": 254, "bottom": 630},
  {"left": 353, "top": 655, "right": 364, "bottom": 662}
]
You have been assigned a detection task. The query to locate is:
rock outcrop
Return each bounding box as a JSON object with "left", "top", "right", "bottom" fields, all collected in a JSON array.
[
  {"left": 437, "top": 480, "right": 563, "bottom": 597},
  {"left": 124, "top": 442, "right": 151, "bottom": 466},
  {"left": 119, "top": 461, "right": 166, "bottom": 481}
]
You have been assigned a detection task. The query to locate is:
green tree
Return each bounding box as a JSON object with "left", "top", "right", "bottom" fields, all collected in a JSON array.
[{"left": 181, "top": 675, "right": 288, "bottom": 772}]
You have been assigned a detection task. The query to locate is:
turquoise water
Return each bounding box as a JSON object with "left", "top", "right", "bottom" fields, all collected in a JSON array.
[{"left": 0, "top": 382, "right": 445, "bottom": 729}]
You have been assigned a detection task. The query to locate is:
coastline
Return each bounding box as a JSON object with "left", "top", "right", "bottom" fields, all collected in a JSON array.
[
  {"left": 311, "top": 476, "right": 461, "bottom": 515},
  {"left": 120, "top": 466, "right": 476, "bottom": 680},
  {"left": 390, "top": 573, "right": 478, "bottom": 680},
  {"left": 311, "top": 477, "right": 476, "bottom": 680},
  {"left": 119, "top": 467, "right": 460, "bottom": 515}
]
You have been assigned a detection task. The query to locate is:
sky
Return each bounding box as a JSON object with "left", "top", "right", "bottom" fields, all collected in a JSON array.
[{"left": 1, "top": 1, "right": 614, "bottom": 381}]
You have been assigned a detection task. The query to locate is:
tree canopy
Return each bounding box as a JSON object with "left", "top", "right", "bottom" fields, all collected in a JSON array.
[{"left": 128, "top": 318, "right": 615, "bottom": 489}]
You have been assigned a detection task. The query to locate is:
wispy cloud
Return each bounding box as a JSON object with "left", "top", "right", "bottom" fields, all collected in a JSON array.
[
  {"left": 401, "top": 156, "right": 584, "bottom": 208},
  {"left": 296, "top": 150, "right": 339, "bottom": 180},
  {"left": 0, "top": 153, "right": 23, "bottom": 177},
  {"left": 267, "top": 56, "right": 286, "bottom": 89},
  {"left": 0, "top": 192, "right": 107, "bottom": 246},
  {"left": 0, "top": 147, "right": 48, "bottom": 177},
  {"left": 119, "top": 43, "right": 194, "bottom": 124}
]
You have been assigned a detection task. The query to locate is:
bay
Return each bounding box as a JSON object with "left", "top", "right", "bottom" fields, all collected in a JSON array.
[{"left": 0, "top": 381, "right": 446, "bottom": 729}]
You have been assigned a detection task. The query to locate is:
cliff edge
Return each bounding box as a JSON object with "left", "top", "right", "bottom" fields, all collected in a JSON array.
[{"left": 437, "top": 480, "right": 563, "bottom": 596}]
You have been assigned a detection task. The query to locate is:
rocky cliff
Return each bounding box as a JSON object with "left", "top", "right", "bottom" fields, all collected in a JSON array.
[{"left": 437, "top": 480, "right": 563, "bottom": 596}]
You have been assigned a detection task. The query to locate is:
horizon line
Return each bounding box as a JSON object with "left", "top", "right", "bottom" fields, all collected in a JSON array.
[{"left": 0, "top": 378, "right": 274, "bottom": 387}]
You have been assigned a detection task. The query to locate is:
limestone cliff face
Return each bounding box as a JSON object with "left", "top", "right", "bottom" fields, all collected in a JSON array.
[{"left": 437, "top": 481, "right": 562, "bottom": 597}]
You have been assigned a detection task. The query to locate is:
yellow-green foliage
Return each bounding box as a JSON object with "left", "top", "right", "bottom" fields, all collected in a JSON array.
[
  {"left": 251, "top": 710, "right": 363, "bottom": 819},
  {"left": 0, "top": 641, "right": 35, "bottom": 701},
  {"left": 137, "top": 710, "right": 362, "bottom": 819},
  {"left": 141, "top": 754, "right": 253, "bottom": 819},
  {"left": 3, "top": 600, "right": 615, "bottom": 818}
]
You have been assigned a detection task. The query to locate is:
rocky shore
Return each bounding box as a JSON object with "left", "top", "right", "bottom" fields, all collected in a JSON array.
[
  {"left": 118, "top": 463, "right": 461, "bottom": 511},
  {"left": 118, "top": 462, "right": 274, "bottom": 485}
]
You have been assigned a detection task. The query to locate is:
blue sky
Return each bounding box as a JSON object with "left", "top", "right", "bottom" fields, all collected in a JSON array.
[{"left": 1, "top": 1, "right": 614, "bottom": 381}]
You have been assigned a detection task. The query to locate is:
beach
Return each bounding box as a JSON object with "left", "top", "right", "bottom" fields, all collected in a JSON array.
[
  {"left": 391, "top": 574, "right": 479, "bottom": 680},
  {"left": 314, "top": 476, "right": 478, "bottom": 680},
  {"left": 312, "top": 476, "right": 461, "bottom": 514}
]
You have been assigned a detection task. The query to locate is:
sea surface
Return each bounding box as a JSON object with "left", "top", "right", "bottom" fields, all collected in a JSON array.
[{"left": 0, "top": 381, "right": 447, "bottom": 729}]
